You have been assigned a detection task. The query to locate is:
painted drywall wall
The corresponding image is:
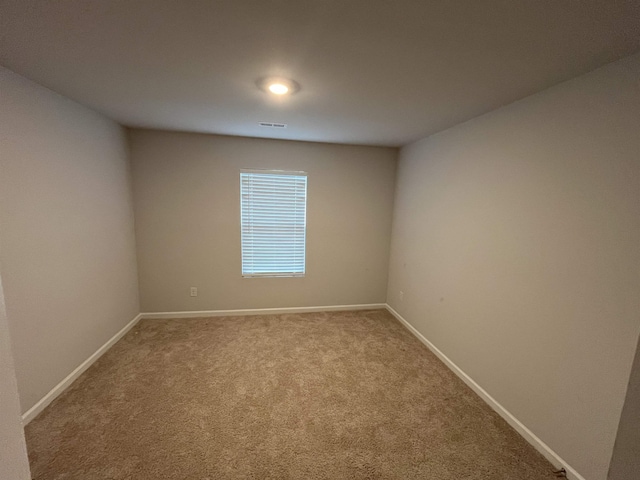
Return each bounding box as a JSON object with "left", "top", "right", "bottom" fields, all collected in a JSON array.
[
  {"left": 0, "top": 66, "right": 140, "bottom": 413},
  {"left": 386, "top": 53, "right": 640, "bottom": 480},
  {"left": 608, "top": 334, "right": 640, "bottom": 480},
  {"left": 130, "top": 130, "right": 397, "bottom": 312},
  {"left": 0, "top": 267, "right": 30, "bottom": 479}
]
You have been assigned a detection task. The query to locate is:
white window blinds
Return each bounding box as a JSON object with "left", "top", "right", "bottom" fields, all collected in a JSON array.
[{"left": 240, "top": 170, "right": 307, "bottom": 277}]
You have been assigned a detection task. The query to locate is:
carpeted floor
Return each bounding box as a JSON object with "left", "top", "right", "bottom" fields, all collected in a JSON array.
[{"left": 26, "top": 309, "right": 557, "bottom": 479}]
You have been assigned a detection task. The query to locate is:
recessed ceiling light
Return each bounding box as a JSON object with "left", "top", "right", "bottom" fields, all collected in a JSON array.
[
  {"left": 268, "top": 83, "right": 289, "bottom": 95},
  {"left": 257, "top": 77, "right": 300, "bottom": 96}
]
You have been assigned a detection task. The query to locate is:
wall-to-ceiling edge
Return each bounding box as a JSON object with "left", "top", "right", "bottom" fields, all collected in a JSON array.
[
  {"left": 128, "top": 130, "right": 397, "bottom": 313},
  {"left": 386, "top": 52, "right": 640, "bottom": 480},
  {"left": 0, "top": 65, "right": 141, "bottom": 416}
]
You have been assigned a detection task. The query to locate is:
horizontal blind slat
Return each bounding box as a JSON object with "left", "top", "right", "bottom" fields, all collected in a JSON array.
[{"left": 240, "top": 171, "right": 307, "bottom": 276}]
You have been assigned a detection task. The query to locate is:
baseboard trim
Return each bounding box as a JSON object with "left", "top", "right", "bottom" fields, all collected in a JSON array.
[
  {"left": 21, "top": 304, "right": 583, "bottom": 479},
  {"left": 384, "top": 304, "right": 585, "bottom": 480},
  {"left": 21, "top": 305, "right": 383, "bottom": 423},
  {"left": 140, "top": 303, "right": 386, "bottom": 319},
  {"left": 21, "top": 313, "right": 143, "bottom": 425}
]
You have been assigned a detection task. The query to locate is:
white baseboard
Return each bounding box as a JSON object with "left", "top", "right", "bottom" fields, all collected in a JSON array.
[
  {"left": 21, "top": 305, "right": 382, "bottom": 424},
  {"left": 385, "top": 304, "right": 585, "bottom": 480},
  {"left": 21, "top": 313, "right": 142, "bottom": 425},
  {"left": 22, "top": 304, "right": 583, "bottom": 479},
  {"left": 141, "top": 303, "right": 386, "bottom": 319}
]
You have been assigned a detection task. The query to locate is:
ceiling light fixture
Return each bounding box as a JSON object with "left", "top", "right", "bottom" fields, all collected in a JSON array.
[
  {"left": 257, "top": 76, "right": 300, "bottom": 96},
  {"left": 269, "top": 83, "right": 289, "bottom": 95}
]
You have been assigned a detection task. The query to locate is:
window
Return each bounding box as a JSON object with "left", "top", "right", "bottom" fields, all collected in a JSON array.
[{"left": 240, "top": 170, "right": 307, "bottom": 277}]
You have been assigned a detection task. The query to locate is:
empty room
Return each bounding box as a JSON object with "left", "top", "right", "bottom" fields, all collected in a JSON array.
[{"left": 1, "top": 1, "right": 639, "bottom": 479}]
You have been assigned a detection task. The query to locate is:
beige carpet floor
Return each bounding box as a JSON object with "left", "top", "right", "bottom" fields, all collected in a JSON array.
[{"left": 26, "top": 309, "right": 557, "bottom": 479}]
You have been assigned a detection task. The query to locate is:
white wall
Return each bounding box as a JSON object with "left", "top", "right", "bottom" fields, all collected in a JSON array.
[
  {"left": 608, "top": 334, "right": 640, "bottom": 480},
  {"left": 386, "top": 53, "right": 640, "bottom": 480},
  {"left": 0, "top": 66, "right": 140, "bottom": 413},
  {"left": 130, "top": 130, "right": 397, "bottom": 312},
  {"left": 0, "top": 267, "right": 30, "bottom": 479}
]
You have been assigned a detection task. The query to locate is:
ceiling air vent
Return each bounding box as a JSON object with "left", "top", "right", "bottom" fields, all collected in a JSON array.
[{"left": 259, "top": 122, "right": 287, "bottom": 128}]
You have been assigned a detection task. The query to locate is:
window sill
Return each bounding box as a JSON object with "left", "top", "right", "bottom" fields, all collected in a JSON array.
[{"left": 242, "top": 273, "right": 305, "bottom": 278}]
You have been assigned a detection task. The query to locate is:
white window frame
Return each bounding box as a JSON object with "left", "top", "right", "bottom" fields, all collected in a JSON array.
[{"left": 240, "top": 169, "right": 308, "bottom": 278}]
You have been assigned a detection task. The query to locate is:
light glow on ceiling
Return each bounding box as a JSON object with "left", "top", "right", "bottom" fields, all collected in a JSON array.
[
  {"left": 268, "top": 83, "right": 289, "bottom": 95},
  {"left": 257, "top": 77, "right": 300, "bottom": 96}
]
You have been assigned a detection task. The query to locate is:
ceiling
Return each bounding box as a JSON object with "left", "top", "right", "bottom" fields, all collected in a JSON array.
[{"left": 1, "top": 1, "right": 639, "bottom": 147}]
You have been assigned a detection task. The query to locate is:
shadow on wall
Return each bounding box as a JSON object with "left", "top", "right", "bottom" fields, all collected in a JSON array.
[
  {"left": 608, "top": 333, "right": 640, "bottom": 480},
  {"left": 0, "top": 270, "right": 31, "bottom": 479}
]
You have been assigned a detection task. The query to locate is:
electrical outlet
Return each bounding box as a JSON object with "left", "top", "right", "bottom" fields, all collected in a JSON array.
[
  {"left": 399, "top": 291, "right": 404, "bottom": 301},
  {"left": 190, "top": 287, "right": 198, "bottom": 297}
]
